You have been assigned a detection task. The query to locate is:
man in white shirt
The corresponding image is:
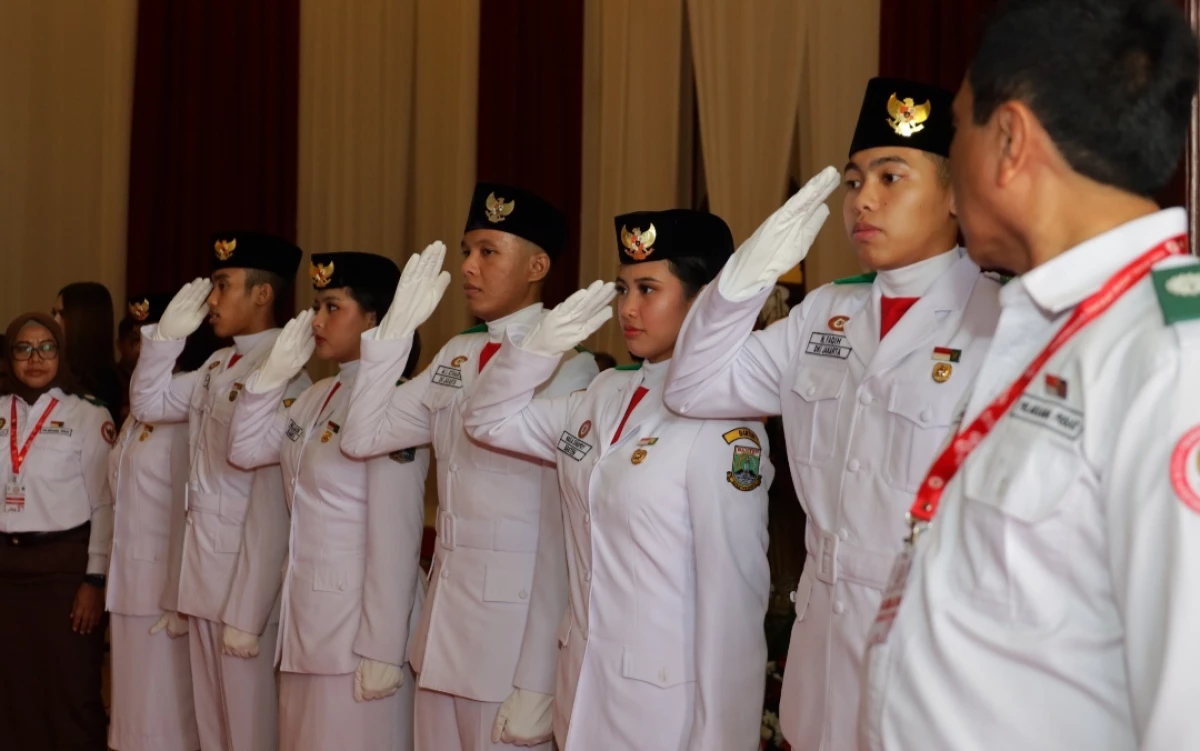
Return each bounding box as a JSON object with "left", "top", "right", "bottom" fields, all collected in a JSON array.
[{"left": 860, "top": 1, "right": 1200, "bottom": 749}]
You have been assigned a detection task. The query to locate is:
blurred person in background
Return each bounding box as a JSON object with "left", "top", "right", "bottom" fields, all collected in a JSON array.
[{"left": 54, "top": 282, "right": 124, "bottom": 425}]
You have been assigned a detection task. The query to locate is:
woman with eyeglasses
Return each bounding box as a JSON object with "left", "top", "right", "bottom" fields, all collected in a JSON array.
[{"left": 0, "top": 312, "right": 117, "bottom": 750}]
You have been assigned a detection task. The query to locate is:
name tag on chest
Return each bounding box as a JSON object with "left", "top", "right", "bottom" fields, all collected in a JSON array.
[
  {"left": 286, "top": 420, "right": 303, "bottom": 442},
  {"left": 806, "top": 332, "right": 852, "bottom": 360},
  {"left": 1012, "top": 394, "right": 1083, "bottom": 440},
  {"left": 431, "top": 365, "right": 463, "bottom": 389},
  {"left": 558, "top": 432, "right": 593, "bottom": 461}
]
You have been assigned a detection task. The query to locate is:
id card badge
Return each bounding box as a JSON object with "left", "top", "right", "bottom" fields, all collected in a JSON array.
[
  {"left": 5, "top": 479, "right": 26, "bottom": 512},
  {"left": 867, "top": 547, "right": 913, "bottom": 647}
]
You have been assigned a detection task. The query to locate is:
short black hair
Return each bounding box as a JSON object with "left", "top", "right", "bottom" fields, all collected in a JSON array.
[
  {"left": 970, "top": 0, "right": 1198, "bottom": 197},
  {"left": 244, "top": 269, "right": 291, "bottom": 326},
  {"left": 667, "top": 256, "right": 724, "bottom": 299}
]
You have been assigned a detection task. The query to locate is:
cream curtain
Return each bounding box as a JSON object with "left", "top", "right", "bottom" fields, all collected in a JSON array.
[
  {"left": 794, "top": 0, "right": 881, "bottom": 288},
  {"left": 578, "top": 0, "right": 688, "bottom": 361},
  {"left": 685, "top": 0, "right": 806, "bottom": 246},
  {"left": 0, "top": 0, "right": 137, "bottom": 325}
]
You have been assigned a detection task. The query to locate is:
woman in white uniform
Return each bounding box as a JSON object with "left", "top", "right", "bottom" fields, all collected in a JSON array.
[
  {"left": 107, "top": 294, "right": 214, "bottom": 751},
  {"left": 461, "top": 210, "right": 772, "bottom": 751},
  {"left": 226, "top": 251, "right": 429, "bottom": 751}
]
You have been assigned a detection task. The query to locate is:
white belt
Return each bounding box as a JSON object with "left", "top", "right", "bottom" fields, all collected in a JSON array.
[
  {"left": 436, "top": 511, "right": 539, "bottom": 554},
  {"left": 804, "top": 521, "right": 894, "bottom": 590}
]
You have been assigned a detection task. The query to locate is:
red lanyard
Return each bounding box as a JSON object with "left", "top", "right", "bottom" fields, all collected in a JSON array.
[
  {"left": 907, "top": 235, "right": 1186, "bottom": 537},
  {"left": 10, "top": 397, "right": 59, "bottom": 477}
]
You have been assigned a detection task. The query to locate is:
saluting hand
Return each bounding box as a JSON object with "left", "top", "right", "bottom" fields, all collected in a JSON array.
[
  {"left": 70, "top": 583, "right": 104, "bottom": 635},
  {"left": 519, "top": 280, "right": 616, "bottom": 357},
  {"left": 157, "top": 278, "right": 213, "bottom": 341},
  {"left": 250, "top": 309, "right": 315, "bottom": 394},
  {"left": 375, "top": 241, "right": 452, "bottom": 341},
  {"left": 719, "top": 165, "right": 840, "bottom": 302}
]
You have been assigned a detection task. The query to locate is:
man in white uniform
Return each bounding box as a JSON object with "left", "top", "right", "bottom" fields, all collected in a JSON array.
[
  {"left": 341, "top": 184, "right": 598, "bottom": 750},
  {"left": 663, "top": 79, "right": 1001, "bottom": 750},
  {"left": 859, "top": 1, "right": 1200, "bottom": 749},
  {"left": 130, "top": 232, "right": 310, "bottom": 751}
]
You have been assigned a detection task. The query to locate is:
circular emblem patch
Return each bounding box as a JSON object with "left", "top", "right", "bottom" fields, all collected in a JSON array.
[
  {"left": 1165, "top": 271, "right": 1200, "bottom": 298},
  {"left": 630, "top": 448, "right": 647, "bottom": 465},
  {"left": 578, "top": 420, "right": 592, "bottom": 439},
  {"left": 101, "top": 422, "right": 117, "bottom": 445},
  {"left": 1169, "top": 425, "right": 1200, "bottom": 514},
  {"left": 931, "top": 362, "right": 953, "bottom": 383},
  {"left": 450, "top": 355, "right": 468, "bottom": 368},
  {"left": 828, "top": 315, "right": 850, "bottom": 332}
]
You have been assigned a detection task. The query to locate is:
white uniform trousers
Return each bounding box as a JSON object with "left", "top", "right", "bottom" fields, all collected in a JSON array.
[
  {"left": 189, "top": 616, "right": 280, "bottom": 751},
  {"left": 279, "top": 669, "right": 415, "bottom": 751},
  {"left": 109, "top": 613, "right": 200, "bottom": 751},
  {"left": 415, "top": 688, "right": 552, "bottom": 751}
]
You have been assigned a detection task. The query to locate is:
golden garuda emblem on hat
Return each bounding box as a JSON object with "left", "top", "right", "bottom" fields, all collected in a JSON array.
[
  {"left": 621, "top": 224, "right": 657, "bottom": 261},
  {"left": 886, "top": 93, "right": 931, "bottom": 138},
  {"left": 310, "top": 260, "right": 335, "bottom": 288},
  {"left": 485, "top": 192, "right": 515, "bottom": 223},
  {"left": 214, "top": 238, "right": 237, "bottom": 261},
  {"left": 128, "top": 298, "right": 150, "bottom": 322}
]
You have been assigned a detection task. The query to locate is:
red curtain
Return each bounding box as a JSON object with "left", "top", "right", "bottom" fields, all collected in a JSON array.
[
  {"left": 125, "top": 0, "right": 300, "bottom": 297},
  {"left": 475, "top": 0, "right": 585, "bottom": 307}
]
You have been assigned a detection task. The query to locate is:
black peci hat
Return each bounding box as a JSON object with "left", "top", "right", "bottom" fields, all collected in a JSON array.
[
  {"left": 463, "top": 182, "right": 569, "bottom": 259},
  {"left": 308, "top": 251, "right": 401, "bottom": 293},
  {"left": 848, "top": 77, "right": 955, "bottom": 158},
  {"left": 209, "top": 231, "right": 303, "bottom": 278},
  {"left": 613, "top": 209, "right": 733, "bottom": 283}
]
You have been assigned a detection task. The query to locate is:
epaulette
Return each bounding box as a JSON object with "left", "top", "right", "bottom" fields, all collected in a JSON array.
[
  {"left": 982, "top": 270, "right": 1012, "bottom": 285},
  {"left": 614, "top": 363, "right": 642, "bottom": 371},
  {"left": 832, "top": 272, "right": 877, "bottom": 285},
  {"left": 459, "top": 323, "right": 487, "bottom": 335},
  {"left": 395, "top": 377, "right": 408, "bottom": 387},
  {"left": 573, "top": 344, "right": 591, "bottom": 354},
  {"left": 83, "top": 394, "right": 108, "bottom": 408},
  {"left": 1152, "top": 264, "right": 1200, "bottom": 325}
]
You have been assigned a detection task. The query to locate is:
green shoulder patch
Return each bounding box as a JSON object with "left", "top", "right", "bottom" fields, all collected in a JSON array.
[
  {"left": 395, "top": 377, "right": 408, "bottom": 387},
  {"left": 614, "top": 363, "right": 642, "bottom": 371},
  {"left": 574, "top": 344, "right": 591, "bottom": 354},
  {"left": 1152, "top": 265, "right": 1200, "bottom": 325},
  {"left": 459, "top": 323, "right": 487, "bottom": 335},
  {"left": 833, "top": 272, "right": 877, "bottom": 285},
  {"left": 83, "top": 394, "right": 108, "bottom": 408},
  {"left": 982, "top": 270, "right": 1012, "bottom": 285}
]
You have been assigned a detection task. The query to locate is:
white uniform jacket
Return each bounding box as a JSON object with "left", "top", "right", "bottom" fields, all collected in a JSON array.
[
  {"left": 227, "top": 362, "right": 430, "bottom": 675},
  {"left": 463, "top": 342, "right": 772, "bottom": 751},
  {"left": 663, "top": 251, "right": 1001, "bottom": 750},
  {"left": 864, "top": 209, "right": 1200, "bottom": 750},
  {"left": 0, "top": 389, "right": 115, "bottom": 574},
  {"left": 129, "top": 328, "right": 310, "bottom": 628},
  {"left": 340, "top": 303, "right": 598, "bottom": 702},
  {"left": 106, "top": 416, "right": 189, "bottom": 616}
]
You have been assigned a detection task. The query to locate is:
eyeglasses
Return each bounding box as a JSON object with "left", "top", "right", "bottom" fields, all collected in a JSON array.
[{"left": 11, "top": 342, "right": 59, "bottom": 361}]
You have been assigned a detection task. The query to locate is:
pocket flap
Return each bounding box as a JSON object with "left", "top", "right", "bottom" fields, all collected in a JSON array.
[
  {"left": 791, "top": 366, "right": 847, "bottom": 403},
  {"left": 963, "top": 428, "right": 1082, "bottom": 523},
  {"left": 312, "top": 562, "right": 364, "bottom": 593},
  {"left": 887, "top": 381, "right": 956, "bottom": 429},
  {"left": 420, "top": 377, "right": 461, "bottom": 412},
  {"left": 621, "top": 647, "right": 695, "bottom": 688},
  {"left": 132, "top": 536, "right": 168, "bottom": 562},
  {"left": 482, "top": 565, "right": 533, "bottom": 604}
]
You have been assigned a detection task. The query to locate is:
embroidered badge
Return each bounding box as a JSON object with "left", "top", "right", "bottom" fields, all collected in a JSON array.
[
  {"left": 723, "top": 427, "right": 762, "bottom": 491},
  {"left": 578, "top": 420, "right": 592, "bottom": 439},
  {"left": 432, "top": 365, "right": 464, "bottom": 389},
  {"left": 557, "top": 431, "right": 592, "bottom": 462},
  {"left": 485, "top": 192, "right": 515, "bottom": 223},
  {"left": 1044, "top": 374, "right": 1068, "bottom": 399},
  {"left": 1170, "top": 425, "right": 1200, "bottom": 514},
  {"left": 931, "top": 347, "right": 961, "bottom": 363},
  {"left": 1012, "top": 394, "right": 1083, "bottom": 440},
  {"left": 931, "top": 362, "right": 953, "bottom": 383},
  {"left": 886, "top": 93, "right": 931, "bottom": 137},
  {"left": 390, "top": 448, "right": 416, "bottom": 464},
  {"left": 286, "top": 420, "right": 303, "bottom": 442},
  {"left": 214, "top": 238, "right": 237, "bottom": 261},
  {"left": 630, "top": 448, "right": 648, "bottom": 465},
  {"left": 228, "top": 383, "right": 245, "bottom": 402},
  {"left": 450, "top": 355, "right": 469, "bottom": 368},
  {"left": 101, "top": 422, "right": 117, "bottom": 445},
  {"left": 828, "top": 315, "right": 850, "bottom": 332},
  {"left": 806, "top": 332, "right": 852, "bottom": 360},
  {"left": 310, "top": 260, "right": 335, "bottom": 288},
  {"left": 620, "top": 224, "right": 657, "bottom": 261}
]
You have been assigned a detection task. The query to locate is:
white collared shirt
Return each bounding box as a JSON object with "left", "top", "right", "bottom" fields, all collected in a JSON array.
[{"left": 863, "top": 208, "right": 1200, "bottom": 750}]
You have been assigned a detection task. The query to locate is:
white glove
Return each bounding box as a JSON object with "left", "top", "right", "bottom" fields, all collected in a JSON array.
[
  {"left": 220, "top": 624, "right": 260, "bottom": 658},
  {"left": 718, "top": 166, "right": 841, "bottom": 302},
  {"left": 149, "top": 611, "right": 189, "bottom": 638},
  {"left": 353, "top": 658, "right": 404, "bottom": 702},
  {"left": 156, "top": 278, "right": 214, "bottom": 341},
  {"left": 376, "top": 241, "right": 452, "bottom": 341},
  {"left": 491, "top": 689, "right": 554, "bottom": 746},
  {"left": 248, "top": 310, "right": 314, "bottom": 394},
  {"left": 519, "top": 280, "right": 616, "bottom": 357}
]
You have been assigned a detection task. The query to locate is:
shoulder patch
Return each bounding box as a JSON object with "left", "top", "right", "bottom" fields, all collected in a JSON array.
[
  {"left": 982, "top": 270, "right": 1012, "bottom": 285},
  {"left": 722, "top": 427, "right": 762, "bottom": 491},
  {"left": 833, "top": 272, "right": 877, "bottom": 285},
  {"left": 1152, "top": 265, "right": 1200, "bottom": 325},
  {"left": 573, "top": 344, "right": 591, "bottom": 354},
  {"left": 458, "top": 323, "right": 488, "bottom": 335},
  {"left": 83, "top": 394, "right": 108, "bottom": 408},
  {"left": 614, "top": 363, "right": 642, "bottom": 371},
  {"left": 395, "top": 377, "right": 408, "bottom": 387}
]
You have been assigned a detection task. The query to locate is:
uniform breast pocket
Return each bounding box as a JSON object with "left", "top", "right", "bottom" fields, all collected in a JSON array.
[
  {"left": 952, "top": 429, "right": 1086, "bottom": 628},
  {"left": 882, "top": 382, "right": 957, "bottom": 493},
  {"left": 786, "top": 366, "right": 847, "bottom": 466},
  {"left": 482, "top": 565, "right": 534, "bottom": 605}
]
